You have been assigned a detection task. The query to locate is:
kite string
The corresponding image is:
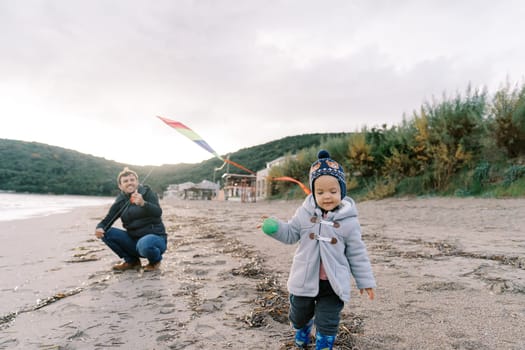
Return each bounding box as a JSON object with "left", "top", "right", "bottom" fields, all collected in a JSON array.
[{"left": 214, "top": 161, "right": 227, "bottom": 171}]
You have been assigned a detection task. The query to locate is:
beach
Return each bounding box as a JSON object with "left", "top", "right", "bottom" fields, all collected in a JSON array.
[{"left": 1, "top": 197, "right": 524, "bottom": 349}]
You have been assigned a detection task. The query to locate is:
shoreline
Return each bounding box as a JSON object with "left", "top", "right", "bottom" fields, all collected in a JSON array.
[
  {"left": 0, "top": 193, "right": 113, "bottom": 222},
  {"left": 1, "top": 197, "right": 524, "bottom": 349}
]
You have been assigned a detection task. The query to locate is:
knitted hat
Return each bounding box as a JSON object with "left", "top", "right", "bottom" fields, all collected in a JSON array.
[{"left": 309, "top": 150, "right": 346, "bottom": 199}]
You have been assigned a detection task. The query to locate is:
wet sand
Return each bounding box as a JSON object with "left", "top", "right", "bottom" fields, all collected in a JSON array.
[{"left": 1, "top": 197, "right": 524, "bottom": 349}]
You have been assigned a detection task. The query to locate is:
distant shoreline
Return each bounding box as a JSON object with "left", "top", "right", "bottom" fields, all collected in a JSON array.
[{"left": 0, "top": 192, "right": 113, "bottom": 222}]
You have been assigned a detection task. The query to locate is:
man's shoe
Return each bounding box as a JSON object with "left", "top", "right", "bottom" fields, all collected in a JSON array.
[
  {"left": 143, "top": 261, "right": 161, "bottom": 272},
  {"left": 112, "top": 261, "right": 141, "bottom": 271}
]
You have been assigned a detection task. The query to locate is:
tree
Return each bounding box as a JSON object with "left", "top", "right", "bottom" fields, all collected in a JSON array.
[{"left": 490, "top": 81, "right": 525, "bottom": 158}]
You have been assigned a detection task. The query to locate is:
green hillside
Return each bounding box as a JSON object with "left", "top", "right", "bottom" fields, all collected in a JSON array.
[{"left": 0, "top": 134, "right": 342, "bottom": 196}]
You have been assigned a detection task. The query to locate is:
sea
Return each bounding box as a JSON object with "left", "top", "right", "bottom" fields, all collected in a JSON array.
[{"left": 0, "top": 192, "right": 114, "bottom": 222}]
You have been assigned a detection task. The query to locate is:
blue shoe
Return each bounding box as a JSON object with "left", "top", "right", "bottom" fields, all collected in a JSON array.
[
  {"left": 315, "top": 332, "right": 336, "bottom": 350},
  {"left": 294, "top": 319, "right": 313, "bottom": 348}
]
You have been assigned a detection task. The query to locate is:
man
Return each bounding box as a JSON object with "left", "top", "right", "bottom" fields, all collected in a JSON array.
[{"left": 95, "top": 167, "right": 167, "bottom": 271}]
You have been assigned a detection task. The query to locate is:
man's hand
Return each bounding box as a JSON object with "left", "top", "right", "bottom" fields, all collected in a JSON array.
[
  {"left": 95, "top": 228, "right": 105, "bottom": 239},
  {"left": 131, "top": 190, "right": 145, "bottom": 206}
]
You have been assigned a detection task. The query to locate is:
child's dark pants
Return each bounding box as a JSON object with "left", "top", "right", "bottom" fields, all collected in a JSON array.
[{"left": 289, "top": 280, "right": 344, "bottom": 336}]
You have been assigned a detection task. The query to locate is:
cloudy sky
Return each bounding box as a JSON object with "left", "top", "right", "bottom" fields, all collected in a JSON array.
[{"left": 1, "top": 1, "right": 524, "bottom": 166}]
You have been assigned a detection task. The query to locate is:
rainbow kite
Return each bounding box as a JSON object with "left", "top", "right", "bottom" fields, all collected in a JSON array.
[
  {"left": 157, "top": 116, "right": 255, "bottom": 174},
  {"left": 157, "top": 116, "right": 221, "bottom": 158}
]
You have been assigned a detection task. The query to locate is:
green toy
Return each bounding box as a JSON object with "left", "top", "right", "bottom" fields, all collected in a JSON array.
[{"left": 262, "top": 218, "right": 279, "bottom": 235}]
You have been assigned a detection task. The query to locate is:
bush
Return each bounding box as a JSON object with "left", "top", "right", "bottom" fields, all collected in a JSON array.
[
  {"left": 396, "top": 173, "right": 435, "bottom": 195},
  {"left": 468, "top": 161, "right": 491, "bottom": 194},
  {"left": 503, "top": 165, "right": 525, "bottom": 186}
]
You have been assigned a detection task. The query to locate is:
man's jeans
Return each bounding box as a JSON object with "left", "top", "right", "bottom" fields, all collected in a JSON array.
[{"left": 102, "top": 227, "right": 167, "bottom": 264}]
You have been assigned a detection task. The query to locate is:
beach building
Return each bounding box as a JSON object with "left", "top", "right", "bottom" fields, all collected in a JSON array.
[
  {"left": 221, "top": 173, "right": 256, "bottom": 202},
  {"left": 255, "top": 155, "right": 296, "bottom": 201},
  {"left": 163, "top": 180, "right": 219, "bottom": 200},
  {"left": 256, "top": 167, "right": 269, "bottom": 200}
]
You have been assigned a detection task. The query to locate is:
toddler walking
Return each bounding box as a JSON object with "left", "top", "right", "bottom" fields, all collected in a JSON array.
[{"left": 261, "top": 150, "right": 376, "bottom": 349}]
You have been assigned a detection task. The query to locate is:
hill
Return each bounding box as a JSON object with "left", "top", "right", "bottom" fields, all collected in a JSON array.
[{"left": 0, "top": 134, "right": 345, "bottom": 196}]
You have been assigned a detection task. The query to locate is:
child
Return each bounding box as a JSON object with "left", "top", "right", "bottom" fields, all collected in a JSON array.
[{"left": 260, "top": 150, "right": 376, "bottom": 349}]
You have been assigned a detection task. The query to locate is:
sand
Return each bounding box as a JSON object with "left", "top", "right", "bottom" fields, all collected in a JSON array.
[{"left": 0, "top": 197, "right": 524, "bottom": 349}]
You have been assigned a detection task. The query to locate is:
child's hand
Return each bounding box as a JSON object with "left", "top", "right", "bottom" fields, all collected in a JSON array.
[
  {"left": 360, "top": 288, "right": 375, "bottom": 300},
  {"left": 258, "top": 216, "right": 279, "bottom": 235},
  {"left": 256, "top": 216, "right": 267, "bottom": 229}
]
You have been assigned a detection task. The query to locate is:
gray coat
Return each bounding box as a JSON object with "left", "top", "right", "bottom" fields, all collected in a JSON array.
[{"left": 268, "top": 194, "right": 376, "bottom": 302}]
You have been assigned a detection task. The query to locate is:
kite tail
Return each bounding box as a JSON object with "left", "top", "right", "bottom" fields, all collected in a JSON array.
[
  {"left": 271, "top": 176, "right": 311, "bottom": 195},
  {"left": 224, "top": 158, "right": 255, "bottom": 174}
]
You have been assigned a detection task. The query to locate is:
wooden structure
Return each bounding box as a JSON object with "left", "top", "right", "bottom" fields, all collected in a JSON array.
[
  {"left": 221, "top": 173, "right": 256, "bottom": 202},
  {"left": 163, "top": 180, "right": 219, "bottom": 200}
]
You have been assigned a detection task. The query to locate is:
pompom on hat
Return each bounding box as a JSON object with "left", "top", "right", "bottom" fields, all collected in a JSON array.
[{"left": 309, "top": 150, "right": 346, "bottom": 199}]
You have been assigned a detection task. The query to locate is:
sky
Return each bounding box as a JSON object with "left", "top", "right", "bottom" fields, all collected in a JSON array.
[{"left": 1, "top": 1, "right": 524, "bottom": 166}]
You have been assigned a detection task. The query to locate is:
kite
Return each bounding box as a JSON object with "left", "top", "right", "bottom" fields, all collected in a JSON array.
[
  {"left": 157, "top": 116, "right": 255, "bottom": 174},
  {"left": 157, "top": 116, "right": 221, "bottom": 158}
]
